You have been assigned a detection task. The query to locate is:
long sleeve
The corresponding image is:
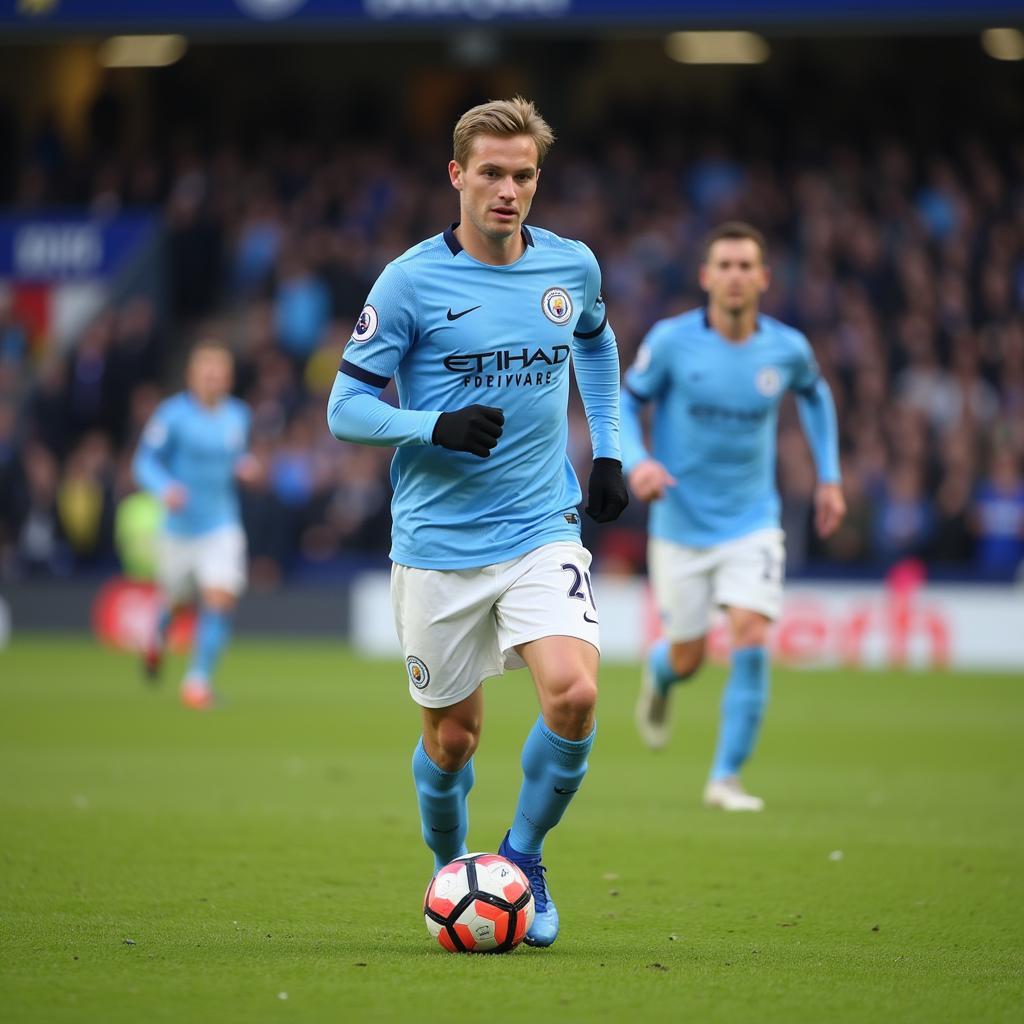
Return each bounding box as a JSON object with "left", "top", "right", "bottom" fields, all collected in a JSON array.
[
  {"left": 619, "top": 385, "right": 651, "bottom": 473},
  {"left": 327, "top": 371, "right": 440, "bottom": 448},
  {"left": 572, "top": 330, "right": 621, "bottom": 461},
  {"left": 794, "top": 376, "right": 841, "bottom": 484},
  {"left": 132, "top": 408, "right": 176, "bottom": 497},
  {"left": 571, "top": 243, "right": 621, "bottom": 461},
  {"left": 619, "top": 322, "right": 672, "bottom": 473}
]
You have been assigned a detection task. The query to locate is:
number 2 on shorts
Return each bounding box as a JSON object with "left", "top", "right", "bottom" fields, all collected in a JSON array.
[{"left": 561, "top": 562, "right": 598, "bottom": 611}]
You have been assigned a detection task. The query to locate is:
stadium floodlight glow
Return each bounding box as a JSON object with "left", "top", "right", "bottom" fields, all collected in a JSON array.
[
  {"left": 665, "top": 31, "right": 770, "bottom": 65},
  {"left": 981, "top": 28, "right": 1024, "bottom": 61},
  {"left": 98, "top": 35, "right": 188, "bottom": 68}
]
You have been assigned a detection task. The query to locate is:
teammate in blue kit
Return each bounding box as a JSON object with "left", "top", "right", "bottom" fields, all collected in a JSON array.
[
  {"left": 623, "top": 222, "right": 845, "bottom": 811},
  {"left": 326, "top": 98, "right": 627, "bottom": 946},
  {"left": 133, "top": 342, "right": 258, "bottom": 710}
]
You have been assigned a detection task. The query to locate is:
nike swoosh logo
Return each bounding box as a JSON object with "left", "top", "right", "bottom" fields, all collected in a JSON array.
[
  {"left": 583, "top": 612, "right": 599, "bottom": 624},
  {"left": 447, "top": 306, "right": 481, "bottom": 321},
  {"left": 431, "top": 825, "right": 458, "bottom": 834},
  {"left": 554, "top": 786, "right": 578, "bottom": 795}
]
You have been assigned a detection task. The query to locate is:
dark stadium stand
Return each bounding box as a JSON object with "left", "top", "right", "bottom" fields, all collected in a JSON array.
[{"left": 1, "top": 34, "right": 1022, "bottom": 583}]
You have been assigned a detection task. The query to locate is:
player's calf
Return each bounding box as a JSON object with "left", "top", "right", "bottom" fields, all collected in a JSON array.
[
  {"left": 502, "top": 714, "right": 595, "bottom": 948},
  {"left": 421, "top": 697, "right": 480, "bottom": 772},
  {"left": 413, "top": 739, "right": 474, "bottom": 871},
  {"left": 141, "top": 605, "right": 175, "bottom": 685},
  {"left": 142, "top": 642, "right": 163, "bottom": 684},
  {"left": 635, "top": 637, "right": 705, "bottom": 750}
]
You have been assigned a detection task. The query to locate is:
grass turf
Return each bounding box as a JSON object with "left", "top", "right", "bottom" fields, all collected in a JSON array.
[{"left": 1, "top": 636, "right": 1022, "bottom": 1023}]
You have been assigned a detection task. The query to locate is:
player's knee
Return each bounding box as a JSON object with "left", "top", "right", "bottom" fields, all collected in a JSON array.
[
  {"left": 548, "top": 674, "right": 598, "bottom": 735},
  {"left": 732, "top": 615, "right": 769, "bottom": 648},
  {"left": 670, "top": 640, "right": 705, "bottom": 679},
  {"left": 430, "top": 718, "right": 479, "bottom": 771}
]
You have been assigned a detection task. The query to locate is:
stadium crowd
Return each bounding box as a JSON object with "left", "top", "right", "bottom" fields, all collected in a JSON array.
[{"left": 1, "top": 120, "right": 1023, "bottom": 584}]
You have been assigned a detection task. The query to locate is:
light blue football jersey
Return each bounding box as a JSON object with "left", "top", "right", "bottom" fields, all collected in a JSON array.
[
  {"left": 133, "top": 392, "right": 251, "bottom": 538},
  {"left": 622, "top": 308, "right": 839, "bottom": 548},
  {"left": 334, "top": 224, "right": 620, "bottom": 570}
]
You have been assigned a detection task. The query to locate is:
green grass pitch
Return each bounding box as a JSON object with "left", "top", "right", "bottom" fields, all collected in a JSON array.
[{"left": 1, "top": 636, "right": 1022, "bottom": 1023}]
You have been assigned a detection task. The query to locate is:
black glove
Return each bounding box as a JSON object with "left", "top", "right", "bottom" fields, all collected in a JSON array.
[
  {"left": 432, "top": 405, "right": 504, "bottom": 458},
  {"left": 585, "top": 457, "right": 629, "bottom": 523}
]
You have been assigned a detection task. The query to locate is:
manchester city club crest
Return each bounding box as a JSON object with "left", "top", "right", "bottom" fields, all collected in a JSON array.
[
  {"left": 406, "top": 656, "right": 430, "bottom": 690},
  {"left": 541, "top": 287, "right": 573, "bottom": 325},
  {"left": 755, "top": 366, "right": 782, "bottom": 397},
  {"left": 351, "top": 304, "right": 378, "bottom": 343}
]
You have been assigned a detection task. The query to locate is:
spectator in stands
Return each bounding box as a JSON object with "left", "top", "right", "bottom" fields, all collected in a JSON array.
[
  {"left": 65, "top": 314, "right": 114, "bottom": 440},
  {"left": 16, "top": 443, "right": 67, "bottom": 576},
  {"left": 873, "top": 460, "right": 934, "bottom": 563},
  {"left": 972, "top": 447, "right": 1024, "bottom": 574},
  {"left": 273, "top": 253, "right": 331, "bottom": 365},
  {"left": 56, "top": 432, "right": 114, "bottom": 565}
]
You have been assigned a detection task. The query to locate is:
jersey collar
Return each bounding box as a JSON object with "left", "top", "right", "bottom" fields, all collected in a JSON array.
[
  {"left": 443, "top": 221, "right": 535, "bottom": 257},
  {"left": 703, "top": 307, "right": 762, "bottom": 337}
]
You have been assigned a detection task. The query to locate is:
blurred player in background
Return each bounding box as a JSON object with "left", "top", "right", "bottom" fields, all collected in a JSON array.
[
  {"left": 133, "top": 342, "right": 259, "bottom": 709},
  {"left": 624, "top": 222, "right": 845, "bottom": 811},
  {"left": 327, "top": 97, "right": 627, "bottom": 946}
]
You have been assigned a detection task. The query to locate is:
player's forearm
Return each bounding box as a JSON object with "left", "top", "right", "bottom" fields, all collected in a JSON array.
[
  {"left": 327, "top": 372, "right": 440, "bottom": 448},
  {"left": 618, "top": 387, "right": 651, "bottom": 473},
  {"left": 795, "top": 378, "right": 841, "bottom": 484},
  {"left": 132, "top": 448, "right": 176, "bottom": 497},
  {"left": 572, "top": 333, "right": 622, "bottom": 461}
]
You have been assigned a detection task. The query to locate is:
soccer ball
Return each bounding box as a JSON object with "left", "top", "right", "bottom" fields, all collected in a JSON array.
[{"left": 423, "top": 852, "right": 535, "bottom": 953}]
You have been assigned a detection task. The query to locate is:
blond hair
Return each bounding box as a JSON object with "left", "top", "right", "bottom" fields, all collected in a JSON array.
[{"left": 452, "top": 97, "right": 555, "bottom": 168}]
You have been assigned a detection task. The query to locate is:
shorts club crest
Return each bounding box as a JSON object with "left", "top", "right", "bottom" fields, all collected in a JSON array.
[{"left": 407, "top": 656, "right": 431, "bottom": 690}]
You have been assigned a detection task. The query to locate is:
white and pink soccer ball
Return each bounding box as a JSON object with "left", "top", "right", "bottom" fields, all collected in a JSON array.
[{"left": 423, "top": 852, "right": 535, "bottom": 953}]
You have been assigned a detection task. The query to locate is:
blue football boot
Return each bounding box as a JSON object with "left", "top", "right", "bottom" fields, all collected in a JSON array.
[{"left": 498, "top": 831, "right": 559, "bottom": 947}]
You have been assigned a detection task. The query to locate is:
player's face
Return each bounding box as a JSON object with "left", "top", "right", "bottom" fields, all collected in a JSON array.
[
  {"left": 449, "top": 134, "right": 540, "bottom": 244},
  {"left": 187, "top": 350, "right": 233, "bottom": 406},
  {"left": 700, "top": 239, "right": 769, "bottom": 315}
]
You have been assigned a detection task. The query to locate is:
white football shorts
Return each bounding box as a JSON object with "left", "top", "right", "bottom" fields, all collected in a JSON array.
[
  {"left": 391, "top": 541, "right": 601, "bottom": 709},
  {"left": 157, "top": 523, "right": 248, "bottom": 604},
  {"left": 649, "top": 527, "right": 785, "bottom": 643}
]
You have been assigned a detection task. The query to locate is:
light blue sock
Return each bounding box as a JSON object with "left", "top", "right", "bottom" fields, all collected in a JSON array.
[
  {"left": 412, "top": 739, "right": 473, "bottom": 871},
  {"left": 711, "top": 645, "right": 770, "bottom": 781},
  {"left": 188, "top": 607, "right": 231, "bottom": 684},
  {"left": 509, "top": 715, "right": 595, "bottom": 856},
  {"left": 649, "top": 639, "right": 683, "bottom": 696}
]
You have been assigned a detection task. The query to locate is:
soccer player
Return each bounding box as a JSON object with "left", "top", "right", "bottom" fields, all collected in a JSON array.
[
  {"left": 326, "top": 98, "right": 627, "bottom": 947},
  {"left": 624, "top": 222, "right": 845, "bottom": 811},
  {"left": 133, "top": 341, "right": 258, "bottom": 709}
]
